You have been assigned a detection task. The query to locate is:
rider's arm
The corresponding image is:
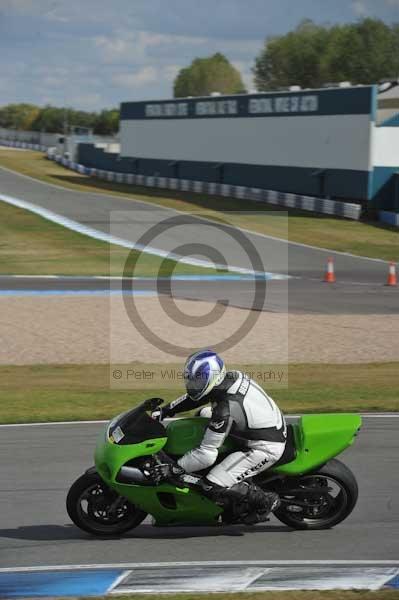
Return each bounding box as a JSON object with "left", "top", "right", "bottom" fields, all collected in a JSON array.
[
  {"left": 177, "top": 398, "right": 232, "bottom": 473},
  {"left": 162, "top": 394, "right": 206, "bottom": 418}
]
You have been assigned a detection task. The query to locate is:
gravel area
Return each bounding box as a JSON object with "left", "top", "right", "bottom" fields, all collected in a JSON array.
[{"left": 1, "top": 295, "right": 399, "bottom": 365}]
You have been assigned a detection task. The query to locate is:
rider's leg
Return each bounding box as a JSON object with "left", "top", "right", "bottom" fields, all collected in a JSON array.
[
  {"left": 203, "top": 441, "right": 286, "bottom": 522},
  {"left": 207, "top": 440, "right": 286, "bottom": 485}
]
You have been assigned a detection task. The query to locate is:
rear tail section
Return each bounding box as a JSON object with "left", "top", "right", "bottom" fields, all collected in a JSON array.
[{"left": 274, "top": 413, "right": 362, "bottom": 475}]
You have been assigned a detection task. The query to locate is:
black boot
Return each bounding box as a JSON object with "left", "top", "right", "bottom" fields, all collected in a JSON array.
[
  {"left": 241, "top": 486, "right": 280, "bottom": 525},
  {"left": 200, "top": 479, "right": 280, "bottom": 525},
  {"left": 228, "top": 482, "right": 280, "bottom": 525},
  {"left": 198, "top": 479, "right": 247, "bottom": 522}
]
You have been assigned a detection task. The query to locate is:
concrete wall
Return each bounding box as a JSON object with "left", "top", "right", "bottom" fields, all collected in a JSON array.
[
  {"left": 373, "top": 127, "right": 399, "bottom": 167},
  {"left": 0, "top": 128, "right": 60, "bottom": 147},
  {"left": 78, "top": 143, "right": 132, "bottom": 172},
  {"left": 121, "top": 114, "right": 371, "bottom": 171},
  {"left": 49, "top": 151, "right": 362, "bottom": 220},
  {"left": 118, "top": 86, "right": 375, "bottom": 202}
]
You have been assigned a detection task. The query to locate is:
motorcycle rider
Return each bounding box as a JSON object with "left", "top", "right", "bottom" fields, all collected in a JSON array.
[{"left": 151, "top": 349, "right": 286, "bottom": 524}]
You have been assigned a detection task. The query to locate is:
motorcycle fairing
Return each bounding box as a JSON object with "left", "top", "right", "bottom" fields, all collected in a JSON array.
[
  {"left": 94, "top": 408, "right": 361, "bottom": 526},
  {"left": 95, "top": 430, "right": 222, "bottom": 526},
  {"left": 164, "top": 413, "right": 362, "bottom": 475}
]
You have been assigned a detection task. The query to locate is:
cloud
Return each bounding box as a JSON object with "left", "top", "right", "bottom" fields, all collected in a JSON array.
[
  {"left": 94, "top": 30, "right": 213, "bottom": 65},
  {"left": 112, "top": 66, "right": 158, "bottom": 88},
  {"left": 95, "top": 34, "right": 136, "bottom": 63},
  {"left": 112, "top": 64, "right": 183, "bottom": 91},
  {"left": 45, "top": 10, "right": 70, "bottom": 23},
  {"left": 0, "top": 0, "right": 36, "bottom": 12},
  {"left": 352, "top": 0, "right": 369, "bottom": 16},
  {"left": 163, "top": 64, "right": 181, "bottom": 82},
  {"left": 68, "top": 93, "right": 103, "bottom": 110},
  {"left": 352, "top": 0, "right": 399, "bottom": 16},
  {"left": 1, "top": 0, "right": 399, "bottom": 111},
  {"left": 0, "top": 0, "right": 70, "bottom": 20},
  {"left": 232, "top": 60, "right": 255, "bottom": 91}
]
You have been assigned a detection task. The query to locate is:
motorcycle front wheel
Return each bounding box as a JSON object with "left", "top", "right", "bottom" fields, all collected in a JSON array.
[
  {"left": 272, "top": 459, "right": 358, "bottom": 530},
  {"left": 66, "top": 472, "right": 147, "bottom": 536}
]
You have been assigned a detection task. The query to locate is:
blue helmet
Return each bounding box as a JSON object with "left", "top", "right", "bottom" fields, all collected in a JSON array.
[{"left": 184, "top": 350, "right": 226, "bottom": 401}]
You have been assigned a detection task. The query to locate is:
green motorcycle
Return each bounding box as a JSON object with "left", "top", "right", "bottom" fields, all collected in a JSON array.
[{"left": 67, "top": 398, "right": 362, "bottom": 535}]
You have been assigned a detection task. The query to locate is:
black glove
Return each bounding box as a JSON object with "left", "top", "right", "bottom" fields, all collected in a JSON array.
[{"left": 150, "top": 463, "right": 185, "bottom": 485}]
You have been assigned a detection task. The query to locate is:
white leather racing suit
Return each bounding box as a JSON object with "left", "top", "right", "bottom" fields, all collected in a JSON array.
[{"left": 163, "top": 370, "right": 287, "bottom": 487}]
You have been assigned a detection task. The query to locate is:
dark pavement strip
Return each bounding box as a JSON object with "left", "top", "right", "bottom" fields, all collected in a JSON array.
[{"left": 0, "top": 276, "right": 398, "bottom": 314}]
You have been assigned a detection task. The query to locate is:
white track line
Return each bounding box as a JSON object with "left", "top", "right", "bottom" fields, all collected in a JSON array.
[
  {"left": 0, "top": 192, "right": 274, "bottom": 278},
  {"left": 0, "top": 192, "right": 288, "bottom": 280},
  {"left": 0, "top": 413, "right": 397, "bottom": 428},
  {"left": 106, "top": 571, "right": 132, "bottom": 593},
  {"left": 0, "top": 163, "right": 387, "bottom": 264},
  {"left": 1, "top": 561, "right": 399, "bottom": 573}
]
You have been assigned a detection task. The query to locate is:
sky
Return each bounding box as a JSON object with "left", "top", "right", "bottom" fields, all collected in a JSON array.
[{"left": 1, "top": 0, "right": 399, "bottom": 111}]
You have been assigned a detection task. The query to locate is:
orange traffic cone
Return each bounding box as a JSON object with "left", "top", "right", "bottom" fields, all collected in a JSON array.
[
  {"left": 386, "top": 262, "right": 397, "bottom": 286},
  {"left": 324, "top": 257, "right": 336, "bottom": 283}
]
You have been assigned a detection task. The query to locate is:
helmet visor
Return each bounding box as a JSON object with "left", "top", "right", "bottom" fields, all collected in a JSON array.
[{"left": 184, "top": 370, "right": 209, "bottom": 401}]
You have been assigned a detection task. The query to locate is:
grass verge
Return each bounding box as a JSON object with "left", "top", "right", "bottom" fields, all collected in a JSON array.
[
  {"left": 90, "top": 592, "right": 399, "bottom": 600},
  {"left": 0, "top": 149, "right": 398, "bottom": 261},
  {"left": 0, "top": 198, "right": 225, "bottom": 276},
  {"left": 1, "top": 362, "right": 398, "bottom": 423}
]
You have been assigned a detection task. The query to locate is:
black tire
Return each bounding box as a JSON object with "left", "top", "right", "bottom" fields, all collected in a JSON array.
[
  {"left": 66, "top": 472, "right": 147, "bottom": 537},
  {"left": 273, "top": 459, "right": 358, "bottom": 530}
]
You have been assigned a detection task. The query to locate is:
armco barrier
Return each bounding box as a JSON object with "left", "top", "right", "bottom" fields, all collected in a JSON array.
[
  {"left": 0, "top": 139, "right": 48, "bottom": 152},
  {"left": 379, "top": 210, "right": 399, "bottom": 227},
  {"left": 45, "top": 152, "right": 362, "bottom": 220}
]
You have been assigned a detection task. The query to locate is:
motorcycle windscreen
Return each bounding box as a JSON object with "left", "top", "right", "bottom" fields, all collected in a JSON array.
[{"left": 109, "top": 408, "right": 166, "bottom": 445}]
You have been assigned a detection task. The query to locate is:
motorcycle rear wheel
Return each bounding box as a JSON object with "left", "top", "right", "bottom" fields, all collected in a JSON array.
[
  {"left": 272, "top": 459, "right": 358, "bottom": 530},
  {"left": 66, "top": 472, "right": 147, "bottom": 537}
]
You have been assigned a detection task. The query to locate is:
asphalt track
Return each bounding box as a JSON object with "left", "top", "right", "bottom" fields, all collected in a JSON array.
[
  {"left": 0, "top": 165, "right": 393, "bottom": 282},
  {"left": 0, "top": 165, "right": 398, "bottom": 313},
  {"left": 0, "top": 416, "right": 397, "bottom": 567},
  {"left": 0, "top": 166, "right": 397, "bottom": 569},
  {"left": 1, "top": 275, "right": 399, "bottom": 314}
]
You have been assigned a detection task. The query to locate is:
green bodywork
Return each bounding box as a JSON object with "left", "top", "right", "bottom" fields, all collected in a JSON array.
[
  {"left": 94, "top": 423, "right": 221, "bottom": 526},
  {"left": 273, "top": 413, "right": 362, "bottom": 474},
  {"left": 95, "top": 412, "right": 361, "bottom": 526}
]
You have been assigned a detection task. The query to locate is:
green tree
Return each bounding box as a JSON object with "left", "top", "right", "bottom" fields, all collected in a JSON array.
[
  {"left": 254, "top": 18, "right": 399, "bottom": 91},
  {"left": 0, "top": 103, "right": 40, "bottom": 130},
  {"left": 69, "top": 109, "right": 98, "bottom": 130},
  {"left": 31, "top": 106, "right": 98, "bottom": 133},
  {"left": 30, "top": 106, "right": 66, "bottom": 133},
  {"left": 0, "top": 103, "right": 119, "bottom": 135},
  {"left": 322, "top": 19, "right": 399, "bottom": 84},
  {"left": 93, "top": 109, "right": 119, "bottom": 135},
  {"left": 254, "top": 20, "right": 329, "bottom": 90},
  {"left": 174, "top": 53, "right": 246, "bottom": 97}
]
